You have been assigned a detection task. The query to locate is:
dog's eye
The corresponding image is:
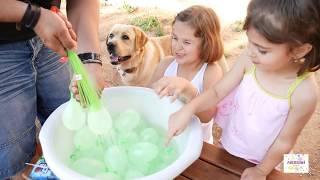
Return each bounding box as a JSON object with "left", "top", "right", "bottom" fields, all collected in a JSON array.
[
  {"left": 122, "top": 35, "right": 129, "bottom": 40},
  {"left": 109, "top": 33, "right": 114, "bottom": 38}
]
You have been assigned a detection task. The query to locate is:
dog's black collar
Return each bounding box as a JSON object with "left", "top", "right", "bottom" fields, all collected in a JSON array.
[
  {"left": 124, "top": 67, "right": 138, "bottom": 74},
  {"left": 110, "top": 55, "right": 132, "bottom": 65},
  {"left": 119, "top": 55, "right": 131, "bottom": 62},
  {"left": 121, "top": 67, "right": 137, "bottom": 77}
]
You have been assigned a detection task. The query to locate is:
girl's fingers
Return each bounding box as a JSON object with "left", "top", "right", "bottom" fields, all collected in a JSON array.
[
  {"left": 175, "top": 128, "right": 184, "bottom": 136},
  {"left": 165, "top": 128, "right": 177, "bottom": 146},
  {"left": 170, "top": 92, "right": 178, "bottom": 102},
  {"left": 153, "top": 81, "right": 167, "bottom": 95},
  {"left": 170, "top": 88, "right": 183, "bottom": 102},
  {"left": 159, "top": 87, "right": 169, "bottom": 98}
]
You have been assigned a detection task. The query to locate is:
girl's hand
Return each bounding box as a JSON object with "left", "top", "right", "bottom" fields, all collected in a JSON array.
[
  {"left": 241, "top": 167, "right": 267, "bottom": 180},
  {"left": 33, "top": 8, "right": 77, "bottom": 57},
  {"left": 166, "top": 107, "right": 193, "bottom": 145},
  {"left": 152, "top": 77, "right": 197, "bottom": 103}
]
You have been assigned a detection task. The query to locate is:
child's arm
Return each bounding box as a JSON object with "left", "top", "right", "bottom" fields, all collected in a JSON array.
[
  {"left": 166, "top": 53, "right": 249, "bottom": 143},
  {"left": 152, "top": 59, "right": 224, "bottom": 122},
  {"left": 156, "top": 58, "right": 226, "bottom": 122},
  {"left": 150, "top": 56, "right": 198, "bottom": 103},
  {"left": 147, "top": 56, "right": 175, "bottom": 87},
  {"left": 195, "top": 61, "right": 224, "bottom": 122},
  {"left": 152, "top": 76, "right": 198, "bottom": 103},
  {"left": 244, "top": 76, "right": 319, "bottom": 178}
]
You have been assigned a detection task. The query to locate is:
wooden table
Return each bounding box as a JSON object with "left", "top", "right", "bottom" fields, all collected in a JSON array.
[{"left": 176, "top": 143, "right": 303, "bottom": 180}]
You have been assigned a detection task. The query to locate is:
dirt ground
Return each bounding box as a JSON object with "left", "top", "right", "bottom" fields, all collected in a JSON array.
[{"left": 98, "top": 3, "right": 319, "bottom": 179}]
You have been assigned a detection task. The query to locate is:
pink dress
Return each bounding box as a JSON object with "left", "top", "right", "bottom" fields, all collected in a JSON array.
[{"left": 215, "top": 66, "right": 310, "bottom": 164}]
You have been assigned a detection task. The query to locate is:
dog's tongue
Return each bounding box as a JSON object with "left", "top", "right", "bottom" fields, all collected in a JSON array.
[{"left": 110, "top": 55, "right": 119, "bottom": 62}]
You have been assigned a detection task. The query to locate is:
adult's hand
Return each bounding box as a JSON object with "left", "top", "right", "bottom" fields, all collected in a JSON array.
[
  {"left": 70, "top": 63, "right": 105, "bottom": 102},
  {"left": 33, "top": 8, "right": 77, "bottom": 57},
  {"left": 84, "top": 63, "right": 105, "bottom": 95}
]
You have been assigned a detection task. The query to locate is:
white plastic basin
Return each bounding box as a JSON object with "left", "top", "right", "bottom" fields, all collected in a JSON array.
[{"left": 39, "top": 86, "right": 203, "bottom": 180}]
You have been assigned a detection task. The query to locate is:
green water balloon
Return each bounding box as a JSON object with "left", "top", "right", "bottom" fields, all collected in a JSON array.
[
  {"left": 117, "top": 131, "right": 139, "bottom": 149},
  {"left": 115, "top": 109, "right": 141, "bottom": 132},
  {"left": 104, "top": 145, "right": 128, "bottom": 174},
  {"left": 71, "top": 157, "right": 106, "bottom": 177},
  {"left": 147, "top": 158, "right": 167, "bottom": 174},
  {"left": 62, "top": 98, "right": 86, "bottom": 131},
  {"left": 70, "top": 146, "right": 105, "bottom": 163},
  {"left": 128, "top": 161, "right": 150, "bottom": 175},
  {"left": 147, "top": 145, "right": 178, "bottom": 174},
  {"left": 68, "top": 109, "right": 181, "bottom": 178},
  {"left": 140, "top": 128, "right": 160, "bottom": 144},
  {"left": 128, "top": 142, "right": 159, "bottom": 163},
  {"left": 125, "top": 169, "right": 144, "bottom": 179},
  {"left": 161, "top": 145, "right": 178, "bottom": 164},
  {"left": 73, "top": 127, "right": 97, "bottom": 149},
  {"left": 87, "top": 108, "right": 113, "bottom": 135}
]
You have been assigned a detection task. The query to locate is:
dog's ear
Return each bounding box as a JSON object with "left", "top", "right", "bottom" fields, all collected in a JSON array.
[{"left": 133, "top": 26, "right": 148, "bottom": 49}]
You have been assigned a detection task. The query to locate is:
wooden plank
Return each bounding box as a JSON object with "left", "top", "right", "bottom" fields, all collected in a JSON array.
[
  {"left": 267, "top": 171, "right": 303, "bottom": 180},
  {"left": 200, "top": 142, "right": 254, "bottom": 176},
  {"left": 182, "top": 159, "right": 239, "bottom": 180},
  {"left": 200, "top": 143, "right": 303, "bottom": 180},
  {"left": 174, "top": 175, "right": 191, "bottom": 180}
]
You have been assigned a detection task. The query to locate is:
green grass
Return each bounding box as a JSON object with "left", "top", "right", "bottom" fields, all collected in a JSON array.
[
  {"left": 121, "top": 2, "right": 137, "bottom": 13},
  {"left": 230, "top": 20, "right": 244, "bottom": 32},
  {"left": 130, "top": 15, "right": 164, "bottom": 36}
]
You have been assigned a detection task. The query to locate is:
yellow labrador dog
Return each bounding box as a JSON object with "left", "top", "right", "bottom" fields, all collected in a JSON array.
[{"left": 106, "top": 24, "right": 172, "bottom": 86}]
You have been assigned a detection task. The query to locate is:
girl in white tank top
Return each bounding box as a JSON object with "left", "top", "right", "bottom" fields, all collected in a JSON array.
[
  {"left": 149, "top": 6, "right": 226, "bottom": 144},
  {"left": 163, "top": 60, "right": 215, "bottom": 143}
]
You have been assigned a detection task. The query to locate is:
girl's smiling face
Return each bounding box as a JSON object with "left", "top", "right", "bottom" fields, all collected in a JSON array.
[{"left": 171, "top": 20, "right": 202, "bottom": 65}]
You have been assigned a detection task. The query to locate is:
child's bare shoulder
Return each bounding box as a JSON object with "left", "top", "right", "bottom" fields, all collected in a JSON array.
[
  {"left": 206, "top": 61, "right": 223, "bottom": 76},
  {"left": 204, "top": 61, "right": 224, "bottom": 89},
  {"left": 291, "top": 74, "right": 319, "bottom": 109}
]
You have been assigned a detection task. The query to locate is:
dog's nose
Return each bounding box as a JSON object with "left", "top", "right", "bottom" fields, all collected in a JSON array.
[{"left": 107, "top": 42, "right": 115, "bottom": 52}]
